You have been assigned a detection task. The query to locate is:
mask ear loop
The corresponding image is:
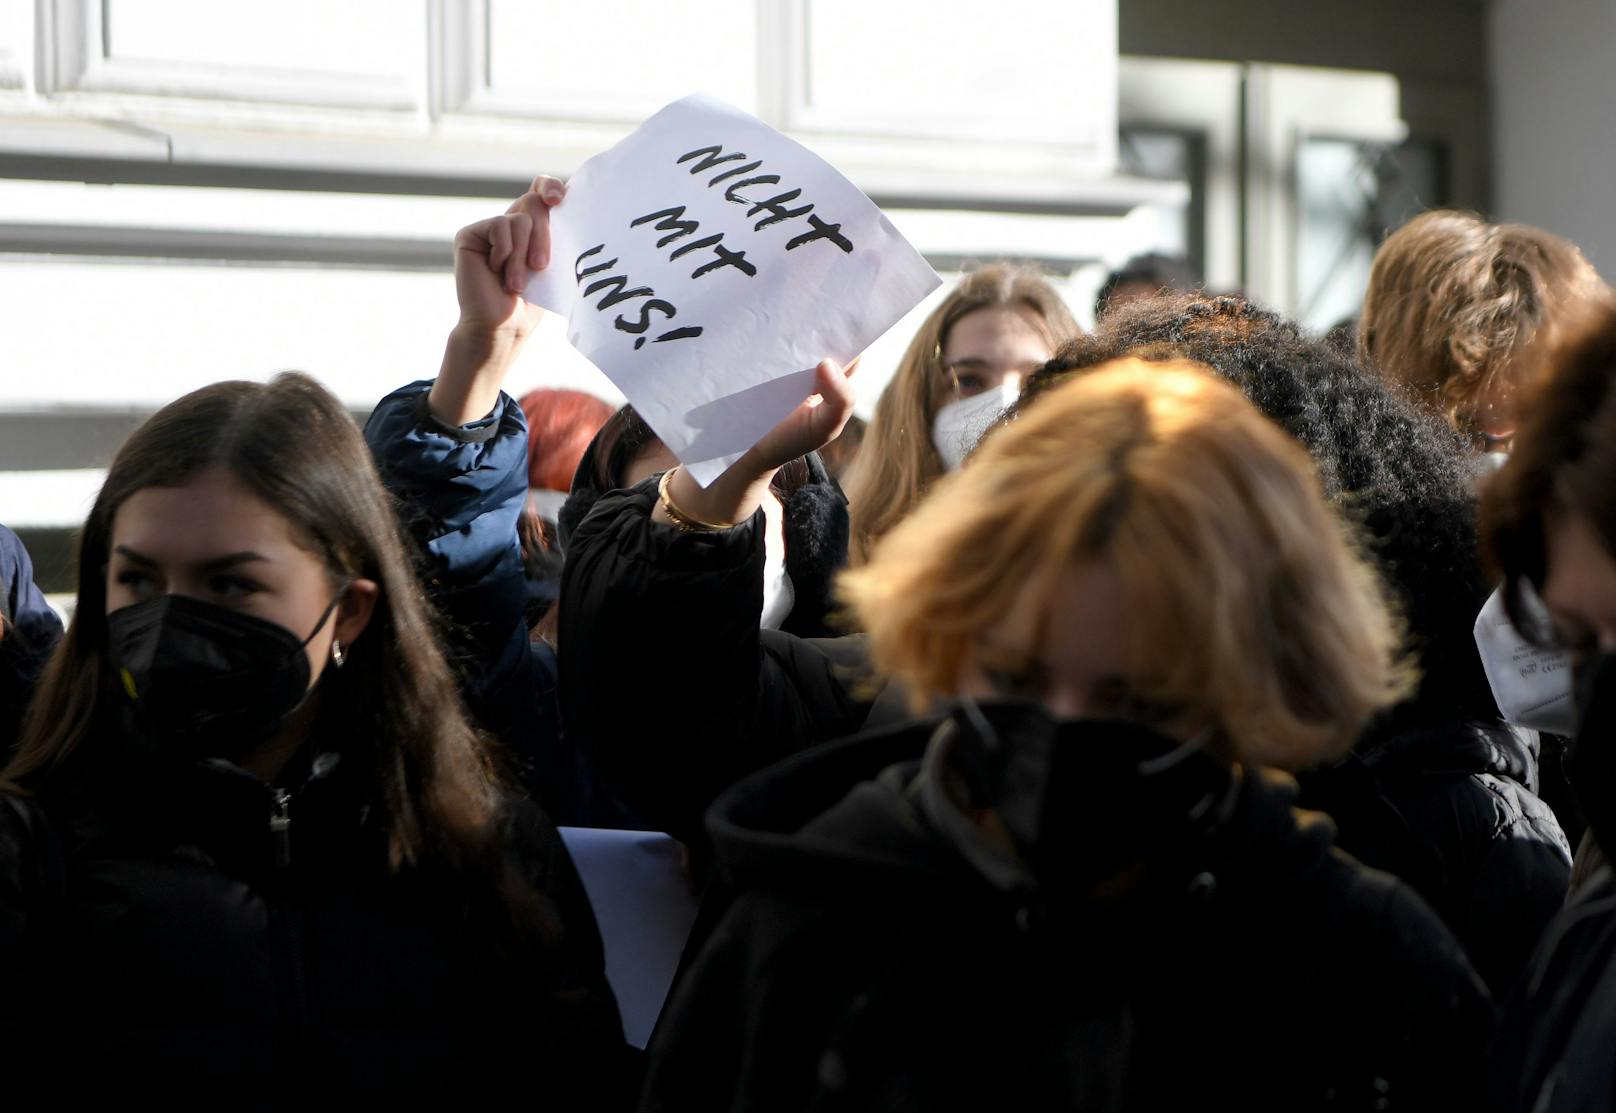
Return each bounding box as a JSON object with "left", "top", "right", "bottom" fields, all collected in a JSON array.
[
  {"left": 297, "top": 583, "right": 351, "bottom": 652},
  {"left": 1136, "top": 724, "right": 1216, "bottom": 776},
  {"left": 1135, "top": 724, "right": 1240, "bottom": 828}
]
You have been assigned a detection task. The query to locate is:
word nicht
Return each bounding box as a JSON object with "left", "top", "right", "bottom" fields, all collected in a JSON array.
[{"left": 676, "top": 144, "right": 855, "bottom": 255}]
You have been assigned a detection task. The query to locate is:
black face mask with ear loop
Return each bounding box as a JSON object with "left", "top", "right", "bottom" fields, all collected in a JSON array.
[
  {"left": 1566, "top": 651, "right": 1616, "bottom": 858},
  {"left": 949, "top": 700, "right": 1238, "bottom": 900},
  {"left": 107, "top": 592, "right": 343, "bottom": 765}
]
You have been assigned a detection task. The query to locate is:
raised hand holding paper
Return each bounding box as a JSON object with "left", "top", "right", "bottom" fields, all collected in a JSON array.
[{"left": 525, "top": 94, "right": 940, "bottom": 485}]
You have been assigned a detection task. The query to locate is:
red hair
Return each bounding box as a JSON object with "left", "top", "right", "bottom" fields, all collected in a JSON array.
[{"left": 517, "top": 388, "right": 616, "bottom": 492}]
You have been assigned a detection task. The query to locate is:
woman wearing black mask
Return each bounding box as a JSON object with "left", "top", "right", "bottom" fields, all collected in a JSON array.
[
  {"left": 641, "top": 360, "right": 1491, "bottom": 1112},
  {"left": 1484, "top": 294, "right": 1616, "bottom": 1112},
  {"left": 0, "top": 373, "right": 630, "bottom": 1109}
]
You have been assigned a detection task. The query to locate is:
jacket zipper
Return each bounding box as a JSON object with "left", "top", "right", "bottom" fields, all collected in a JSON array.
[
  {"left": 270, "top": 788, "right": 293, "bottom": 869},
  {"left": 265, "top": 785, "right": 310, "bottom": 1082}
]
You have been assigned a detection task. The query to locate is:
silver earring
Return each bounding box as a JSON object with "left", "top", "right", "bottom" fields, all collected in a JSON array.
[{"left": 331, "top": 638, "right": 346, "bottom": 668}]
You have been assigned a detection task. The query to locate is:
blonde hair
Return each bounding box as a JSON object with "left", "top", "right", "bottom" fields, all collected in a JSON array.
[
  {"left": 1360, "top": 210, "right": 1603, "bottom": 438},
  {"left": 845, "top": 264, "right": 1078, "bottom": 563},
  {"left": 841, "top": 359, "right": 1411, "bottom": 770}
]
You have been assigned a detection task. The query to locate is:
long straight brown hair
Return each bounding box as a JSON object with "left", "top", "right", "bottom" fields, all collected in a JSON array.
[
  {"left": 5, "top": 373, "right": 507, "bottom": 876},
  {"left": 844, "top": 264, "right": 1078, "bottom": 564}
]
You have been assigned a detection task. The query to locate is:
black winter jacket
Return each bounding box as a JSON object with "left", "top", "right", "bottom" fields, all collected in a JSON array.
[
  {"left": 642, "top": 719, "right": 1494, "bottom": 1113},
  {"left": 1298, "top": 719, "right": 1571, "bottom": 997},
  {"left": 0, "top": 743, "right": 631, "bottom": 1111},
  {"left": 560, "top": 478, "right": 905, "bottom": 846}
]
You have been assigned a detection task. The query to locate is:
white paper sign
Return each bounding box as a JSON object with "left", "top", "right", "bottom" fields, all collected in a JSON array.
[
  {"left": 558, "top": 827, "right": 699, "bottom": 1049},
  {"left": 526, "top": 94, "right": 941, "bottom": 485}
]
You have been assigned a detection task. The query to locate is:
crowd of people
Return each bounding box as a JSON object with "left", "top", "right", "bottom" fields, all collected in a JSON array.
[{"left": 2, "top": 169, "right": 1616, "bottom": 1111}]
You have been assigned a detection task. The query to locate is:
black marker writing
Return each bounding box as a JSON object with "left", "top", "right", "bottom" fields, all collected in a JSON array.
[
  {"left": 691, "top": 242, "right": 756, "bottom": 278},
  {"left": 785, "top": 213, "right": 854, "bottom": 254},
  {"left": 630, "top": 207, "right": 759, "bottom": 281},
  {"left": 574, "top": 244, "right": 705, "bottom": 349},
  {"left": 677, "top": 146, "right": 750, "bottom": 178},
  {"left": 676, "top": 143, "right": 855, "bottom": 254},
  {"left": 629, "top": 206, "right": 700, "bottom": 248}
]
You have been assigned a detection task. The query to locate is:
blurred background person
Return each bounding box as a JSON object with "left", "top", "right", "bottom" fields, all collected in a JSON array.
[
  {"left": 517, "top": 387, "right": 615, "bottom": 628},
  {"left": 844, "top": 264, "right": 1079, "bottom": 564},
  {"left": 1482, "top": 294, "right": 1616, "bottom": 1113},
  {"left": 1359, "top": 210, "right": 1604, "bottom": 456},
  {"left": 1093, "top": 250, "right": 1195, "bottom": 320}
]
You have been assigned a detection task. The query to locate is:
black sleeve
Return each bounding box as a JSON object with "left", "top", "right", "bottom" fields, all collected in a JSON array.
[
  {"left": 0, "top": 795, "right": 64, "bottom": 1052},
  {"left": 558, "top": 478, "right": 873, "bottom": 845},
  {"left": 1459, "top": 808, "right": 1572, "bottom": 997}
]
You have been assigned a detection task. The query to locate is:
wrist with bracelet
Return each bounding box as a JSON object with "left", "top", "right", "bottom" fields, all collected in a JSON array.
[{"left": 657, "top": 466, "right": 737, "bottom": 533}]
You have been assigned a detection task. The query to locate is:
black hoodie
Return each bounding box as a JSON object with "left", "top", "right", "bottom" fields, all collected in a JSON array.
[{"left": 641, "top": 717, "right": 1493, "bottom": 1113}]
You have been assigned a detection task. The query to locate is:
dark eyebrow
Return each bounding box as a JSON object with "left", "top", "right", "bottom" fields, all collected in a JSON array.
[
  {"left": 944, "top": 357, "right": 991, "bottom": 368},
  {"left": 112, "top": 545, "right": 271, "bottom": 573}
]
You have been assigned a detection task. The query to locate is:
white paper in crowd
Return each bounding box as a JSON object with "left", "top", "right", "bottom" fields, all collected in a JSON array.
[
  {"left": 526, "top": 94, "right": 941, "bottom": 486},
  {"left": 557, "top": 827, "right": 700, "bottom": 1049},
  {"left": 1474, "top": 585, "right": 1578, "bottom": 735}
]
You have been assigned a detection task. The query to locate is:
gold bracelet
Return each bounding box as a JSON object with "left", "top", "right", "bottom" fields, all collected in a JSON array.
[{"left": 657, "top": 467, "right": 734, "bottom": 532}]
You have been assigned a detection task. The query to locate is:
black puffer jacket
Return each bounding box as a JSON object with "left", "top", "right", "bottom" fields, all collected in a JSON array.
[
  {"left": 0, "top": 742, "right": 631, "bottom": 1111},
  {"left": 1298, "top": 719, "right": 1571, "bottom": 996},
  {"left": 642, "top": 718, "right": 1494, "bottom": 1113},
  {"left": 559, "top": 434, "right": 852, "bottom": 640},
  {"left": 560, "top": 478, "right": 905, "bottom": 846}
]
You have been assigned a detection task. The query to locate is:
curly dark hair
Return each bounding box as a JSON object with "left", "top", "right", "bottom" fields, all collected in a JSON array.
[{"left": 1021, "top": 293, "right": 1494, "bottom": 728}]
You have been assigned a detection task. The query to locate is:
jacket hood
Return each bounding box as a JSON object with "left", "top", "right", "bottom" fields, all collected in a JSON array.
[
  {"left": 705, "top": 713, "right": 1344, "bottom": 921},
  {"left": 705, "top": 716, "right": 958, "bottom": 893}
]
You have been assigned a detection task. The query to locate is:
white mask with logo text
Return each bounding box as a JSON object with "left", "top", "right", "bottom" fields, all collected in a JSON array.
[{"left": 1474, "top": 585, "right": 1577, "bottom": 735}]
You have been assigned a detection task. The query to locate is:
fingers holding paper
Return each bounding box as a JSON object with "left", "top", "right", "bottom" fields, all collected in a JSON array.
[
  {"left": 452, "top": 175, "right": 568, "bottom": 338},
  {"left": 745, "top": 357, "right": 861, "bottom": 473},
  {"left": 433, "top": 176, "right": 567, "bottom": 425}
]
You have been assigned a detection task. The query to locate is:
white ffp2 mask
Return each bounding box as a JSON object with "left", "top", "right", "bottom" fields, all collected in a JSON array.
[
  {"left": 931, "top": 383, "right": 1021, "bottom": 472},
  {"left": 1474, "top": 585, "right": 1577, "bottom": 735}
]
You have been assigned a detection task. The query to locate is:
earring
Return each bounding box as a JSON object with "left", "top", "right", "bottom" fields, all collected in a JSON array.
[{"left": 331, "top": 638, "right": 346, "bottom": 668}]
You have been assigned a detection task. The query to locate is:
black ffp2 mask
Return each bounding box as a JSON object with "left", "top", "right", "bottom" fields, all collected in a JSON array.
[
  {"left": 949, "top": 701, "right": 1237, "bottom": 897},
  {"left": 108, "top": 593, "right": 340, "bottom": 763}
]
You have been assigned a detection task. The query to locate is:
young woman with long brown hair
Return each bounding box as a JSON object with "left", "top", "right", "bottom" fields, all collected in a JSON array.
[{"left": 0, "top": 358, "right": 628, "bottom": 1104}]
